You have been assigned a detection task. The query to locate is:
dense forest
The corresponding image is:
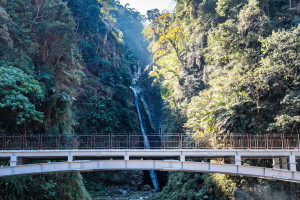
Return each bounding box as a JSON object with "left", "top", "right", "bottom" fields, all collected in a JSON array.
[
  {"left": 0, "top": 0, "right": 148, "bottom": 199},
  {"left": 0, "top": 0, "right": 299, "bottom": 199},
  {"left": 145, "top": 0, "right": 300, "bottom": 199}
]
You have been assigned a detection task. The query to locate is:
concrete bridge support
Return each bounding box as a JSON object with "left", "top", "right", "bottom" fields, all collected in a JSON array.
[
  {"left": 10, "top": 156, "right": 17, "bottom": 166},
  {"left": 281, "top": 157, "right": 288, "bottom": 169},
  {"left": 289, "top": 155, "right": 297, "bottom": 171},
  {"left": 180, "top": 155, "right": 185, "bottom": 162},
  {"left": 273, "top": 158, "right": 281, "bottom": 169},
  {"left": 124, "top": 155, "right": 129, "bottom": 161},
  {"left": 235, "top": 155, "right": 242, "bottom": 165},
  {"left": 273, "top": 157, "right": 289, "bottom": 170},
  {"left": 68, "top": 154, "right": 73, "bottom": 162}
]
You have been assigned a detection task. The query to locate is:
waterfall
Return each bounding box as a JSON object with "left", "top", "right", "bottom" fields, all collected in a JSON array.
[
  {"left": 141, "top": 96, "right": 157, "bottom": 133},
  {"left": 131, "top": 86, "right": 160, "bottom": 191}
]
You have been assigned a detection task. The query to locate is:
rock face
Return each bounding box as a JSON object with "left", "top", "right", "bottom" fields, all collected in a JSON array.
[
  {"left": 83, "top": 171, "right": 144, "bottom": 188},
  {"left": 141, "top": 185, "right": 152, "bottom": 192}
]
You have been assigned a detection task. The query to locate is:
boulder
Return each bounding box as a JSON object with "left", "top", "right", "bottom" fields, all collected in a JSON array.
[{"left": 141, "top": 185, "right": 152, "bottom": 191}]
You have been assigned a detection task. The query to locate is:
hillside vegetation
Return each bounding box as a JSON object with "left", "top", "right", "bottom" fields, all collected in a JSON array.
[
  {"left": 0, "top": 0, "right": 147, "bottom": 199},
  {"left": 0, "top": 0, "right": 299, "bottom": 199},
  {"left": 144, "top": 0, "right": 300, "bottom": 199}
]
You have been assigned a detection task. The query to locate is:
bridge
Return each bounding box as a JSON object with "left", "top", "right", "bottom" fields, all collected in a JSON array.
[{"left": 0, "top": 134, "right": 300, "bottom": 182}]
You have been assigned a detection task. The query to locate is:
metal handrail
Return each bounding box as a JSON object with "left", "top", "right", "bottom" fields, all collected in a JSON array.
[{"left": 0, "top": 133, "right": 299, "bottom": 150}]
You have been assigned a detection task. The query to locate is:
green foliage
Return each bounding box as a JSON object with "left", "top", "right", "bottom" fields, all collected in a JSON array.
[
  {"left": 186, "top": 91, "right": 262, "bottom": 135},
  {"left": 0, "top": 0, "right": 6, "bottom": 6},
  {"left": 0, "top": 0, "right": 149, "bottom": 199},
  {"left": 0, "top": 0, "right": 82, "bottom": 134},
  {"left": 83, "top": 178, "right": 106, "bottom": 197},
  {"left": 270, "top": 91, "right": 300, "bottom": 133},
  {"left": 73, "top": 73, "right": 139, "bottom": 133},
  {"left": 145, "top": 0, "right": 300, "bottom": 199},
  {"left": 146, "top": 0, "right": 300, "bottom": 137},
  {"left": 0, "top": 173, "right": 90, "bottom": 200},
  {"left": 0, "top": 0, "right": 89, "bottom": 196},
  {"left": 157, "top": 172, "right": 235, "bottom": 200},
  {"left": 0, "top": 66, "right": 44, "bottom": 128},
  {"left": 65, "top": 0, "right": 145, "bottom": 134}
]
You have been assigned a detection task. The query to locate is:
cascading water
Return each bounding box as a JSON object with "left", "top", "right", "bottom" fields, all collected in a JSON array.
[
  {"left": 131, "top": 86, "right": 160, "bottom": 191},
  {"left": 141, "top": 96, "right": 157, "bottom": 132}
]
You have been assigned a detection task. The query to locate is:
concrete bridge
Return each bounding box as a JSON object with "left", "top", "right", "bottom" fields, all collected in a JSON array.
[
  {"left": 1, "top": 134, "right": 300, "bottom": 182},
  {"left": 0, "top": 149, "right": 300, "bottom": 182}
]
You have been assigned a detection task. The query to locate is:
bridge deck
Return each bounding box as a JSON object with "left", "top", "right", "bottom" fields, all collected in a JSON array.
[{"left": 1, "top": 149, "right": 300, "bottom": 157}]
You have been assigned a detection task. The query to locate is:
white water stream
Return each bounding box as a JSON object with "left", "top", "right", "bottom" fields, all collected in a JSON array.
[{"left": 131, "top": 86, "right": 160, "bottom": 191}]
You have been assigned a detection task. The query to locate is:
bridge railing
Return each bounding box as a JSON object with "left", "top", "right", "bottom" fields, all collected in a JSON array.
[{"left": 0, "top": 134, "right": 299, "bottom": 150}]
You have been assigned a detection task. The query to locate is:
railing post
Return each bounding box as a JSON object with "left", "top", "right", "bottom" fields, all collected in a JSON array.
[
  {"left": 247, "top": 134, "right": 249, "bottom": 149},
  {"left": 4, "top": 134, "right": 6, "bottom": 150},
  {"left": 178, "top": 133, "right": 181, "bottom": 149},
  {"left": 39, "top": 134, "right": 42, "bottom": 150},
  {"left": 266, "top": 134, "right": 269, "bottom": 150},
  {"left": 214, "top": 134, "right": 217, "bottom": 149},
  {"left": 298, "top": 134, "right": 300, "bottom": 149},
  {"left": 281, "top": 134, "right": 284, "bottom": 149},
  {"left": 248, "top": 134, "right": 252, "bottom": 149},
  {"left": 20, "top": 134, "right": 23, "bottom": 150},
  {"left": 129, "top": 134, "right": 131, "bottom": 149},
  {"left": 92, "top": 134, "right": 95, "bottom": 149},
  {"left": 180, "top": 133, "right": 182, "bottom": 149},
  {"left": 56, "top": 135, "right": 59, "bottom": 150},
  {"left": 110, "top": 133, "right": 112, "bottom": 149},
  {"left": 127, "top": 133, "right": 129, "bottom": 149},
  {"left": 0, "top": 135, "right": 3, "bottom": 150},
  {"left": 162, "top": 133, "right": 165, "bottom": 150}
]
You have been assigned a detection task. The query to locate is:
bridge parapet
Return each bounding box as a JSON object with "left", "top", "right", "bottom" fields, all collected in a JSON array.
[{"left": 0, "top": 134, "right": 300, "bottom": 150}]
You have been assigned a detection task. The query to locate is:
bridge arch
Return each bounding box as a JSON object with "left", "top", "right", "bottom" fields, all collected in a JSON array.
[{"left": 1, "top": 159, "right": 300, "bottom": 183}]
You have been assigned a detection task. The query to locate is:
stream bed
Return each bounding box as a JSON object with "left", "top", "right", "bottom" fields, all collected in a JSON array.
[{"left": 92, "top": 185, "right": 157, "bottom": 200}]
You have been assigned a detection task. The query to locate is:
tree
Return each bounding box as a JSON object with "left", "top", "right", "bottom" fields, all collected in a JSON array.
[{"left": 0, "top": 66, "right": 44, "bottom": 133}]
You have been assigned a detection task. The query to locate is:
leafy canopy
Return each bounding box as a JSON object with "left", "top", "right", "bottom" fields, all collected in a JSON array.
[{"left": 0, "top": 66, "right": 44, "bottom": 125}]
